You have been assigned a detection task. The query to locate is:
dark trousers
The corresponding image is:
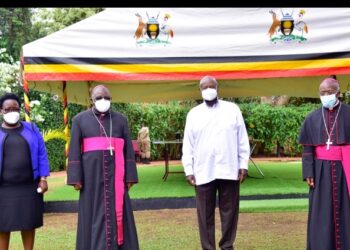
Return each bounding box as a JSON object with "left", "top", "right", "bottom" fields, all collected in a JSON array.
[{"left": 195, "top": 179, "right": 240, "bottom": 250}]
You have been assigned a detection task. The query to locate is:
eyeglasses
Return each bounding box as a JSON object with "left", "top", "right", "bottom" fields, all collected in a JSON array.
[
  {"left": 94, "top": 96, "right": 111, "bottom": 101},
  {"left": 2, "top": 108, "right": 21, "bottom": 113},
  {"left": 319, "top": 90, "right": 338, "bottom": 96}
]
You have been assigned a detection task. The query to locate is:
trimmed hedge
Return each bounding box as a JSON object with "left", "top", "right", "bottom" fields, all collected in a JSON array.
[
  {"left": 239, "top": 103, "right": 319, "bottom": 156},
  {"left": 43, "top": 101, "right": 320, "bottom": 171},
  {"left": 45, "top": 139, "right": 66, "bottom": 172},
  {"left": 113, "top": 102, "right": 192, "bottom": 160},
  {"left": 114, "top": 102, "right": 319, "bottom": 158}
]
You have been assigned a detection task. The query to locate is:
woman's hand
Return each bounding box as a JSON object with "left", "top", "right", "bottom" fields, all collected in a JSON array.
[{"left": 38, "top": 179, "right": 48, "bottom": 193}]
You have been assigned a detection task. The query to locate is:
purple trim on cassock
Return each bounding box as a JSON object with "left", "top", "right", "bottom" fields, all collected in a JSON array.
[
  {"left": 315, "top": 145, "right": 350, "bottom": 199},
  {"left": 330, "top": 161, "right": 341, "bottom": 249},
  {"left": 83, "top": 137, "right": 125, "bottom": 245}
]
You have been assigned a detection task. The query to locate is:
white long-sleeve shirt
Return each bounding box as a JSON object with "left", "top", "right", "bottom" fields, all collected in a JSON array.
[{"left": 181, "top": 100, "right": 250, "bottom": 185}]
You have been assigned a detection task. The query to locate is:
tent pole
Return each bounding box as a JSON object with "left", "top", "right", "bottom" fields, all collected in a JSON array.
[
  {"left": 63, "top": 81, "right": 69, "bottom": 170},
  {"left": 87, "top": 81, "right": 92, "bottom": 109},
  {"left": 20, "top": 54, "right": 31, "bottom": 122}
]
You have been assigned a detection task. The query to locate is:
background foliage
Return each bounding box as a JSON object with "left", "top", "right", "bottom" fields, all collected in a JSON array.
[
  {"left": 42, "top": 100, "right": 321, "bottom": 171},
  {"left": 113, "top": 102, "right": 193, "bottom": 160},
  {"left": 0, "top": 8, "right": 32, "bottom": 63},
  {"left": 240, "top": 103, "right": 319, "bottom": 156}
]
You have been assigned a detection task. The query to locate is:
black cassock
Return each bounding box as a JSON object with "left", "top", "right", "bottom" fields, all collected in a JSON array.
[
  {"left": 67, "top": 109, "right": 139, "bottom": 250},
  {"left": 299, "top": 102, "right": 350, "bottom": 250}
]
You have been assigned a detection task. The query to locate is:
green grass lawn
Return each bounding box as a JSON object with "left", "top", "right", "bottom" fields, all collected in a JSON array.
[
  {"left": 243, "top": 161, "right": 308, "bottom": 196},
  {"left": 240, "top": 198, "right": 308, "bottom": 213},
  {"left": 8, "top": 210, "right": 308, "bottom": 250},
  {"left": 7, "top": 162, "right": 308, "bottom": 249},
  {"left": 45, "top": 161, "right": 308, "bottom": 201}
]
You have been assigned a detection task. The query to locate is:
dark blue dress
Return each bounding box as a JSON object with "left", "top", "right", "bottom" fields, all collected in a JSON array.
[{"left": 0, "top": 124, "right": 43, "bottom": 232}]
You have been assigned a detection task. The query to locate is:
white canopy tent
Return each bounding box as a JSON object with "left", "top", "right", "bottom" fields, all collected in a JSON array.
[{"left": 22, "top": 8, "right": 350, "bottom": 106}]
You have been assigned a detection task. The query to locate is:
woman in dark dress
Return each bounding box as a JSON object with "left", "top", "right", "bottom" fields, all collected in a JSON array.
[{"left": 0, "top": 93, "right": 50, "bottom": 250}]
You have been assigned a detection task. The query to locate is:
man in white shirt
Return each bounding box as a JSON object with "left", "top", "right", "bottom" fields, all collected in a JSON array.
[{"left": 182, "top": 76, "right": 250, "bottom": 250}]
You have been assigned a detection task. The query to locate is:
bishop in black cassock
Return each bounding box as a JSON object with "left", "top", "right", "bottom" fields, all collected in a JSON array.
[
  {"left": 67, "top": 85, "right": 139, "bottom": 250},
  {"left": 299, "top": 77, "right": 350, "bottom": 250}
]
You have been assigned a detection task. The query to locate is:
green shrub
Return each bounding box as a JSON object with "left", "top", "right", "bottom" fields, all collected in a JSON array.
[
  {"left": 113, "top": 102, "right": 192, "bottom": 160},
  {"left": 240, "top": 103, "right": 319, "bottom": 156},
  {"left": 46, "top": 139, "right": 66, "bottom": 172},
  {"left": 38, "top": 99, "right": 320, "bottom": 170}
]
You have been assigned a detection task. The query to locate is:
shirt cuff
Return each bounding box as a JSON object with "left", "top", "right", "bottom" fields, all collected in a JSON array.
[
  {"left": 184, "top": 164, "right": 194, "bottom": 176},
  {"left": 239, "top": 159, "right": 249, "bottom": 170}
]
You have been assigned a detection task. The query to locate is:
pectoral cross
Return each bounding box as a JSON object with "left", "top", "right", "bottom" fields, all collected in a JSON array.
[
  {"left": 107, "top": 145, "right": 114, "bottom": 156},
  {"left": 326, "top": 138, "right": 333, "bottom": 150}
]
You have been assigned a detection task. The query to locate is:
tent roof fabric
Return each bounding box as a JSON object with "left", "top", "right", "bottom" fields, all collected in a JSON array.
[{"left": 22, "top": 8, "right": 350, "bottom": 104}]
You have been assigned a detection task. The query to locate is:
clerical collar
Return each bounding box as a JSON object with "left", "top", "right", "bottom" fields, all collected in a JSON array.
[{"left": 92, "top": 107, "right": 110, "bottom": 116}]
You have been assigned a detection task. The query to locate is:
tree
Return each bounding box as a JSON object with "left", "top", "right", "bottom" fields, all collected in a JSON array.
[
  {"left": 0, "top": 61, "right": 20, "bottom": 94},
  {"left": 0, "top": 8, "right": 33, "bottom": 62},
  {"left": 0, "top": 8, "right": 104, "bottom": 62},
  {"left": 31, "top": 8, "right": 104, "bottom": 39}
]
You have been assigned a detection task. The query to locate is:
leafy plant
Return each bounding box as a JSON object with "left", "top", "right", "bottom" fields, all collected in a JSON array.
[
  {"left": 41, "top": 128, "right": 67, "bottom": 172},
  {"left": 240, "top": 103, "right": 319, "bottom": 156},
  {"left": 42, "top": 129, "right": 67, "bottom": 142}
]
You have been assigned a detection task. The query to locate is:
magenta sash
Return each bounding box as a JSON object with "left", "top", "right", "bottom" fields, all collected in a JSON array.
[
  {"left": 83, "top": 137, "right": 125, "bottom": 245},
  {"left": 315, "top": 145, "right": 350, "bottom": 199}
]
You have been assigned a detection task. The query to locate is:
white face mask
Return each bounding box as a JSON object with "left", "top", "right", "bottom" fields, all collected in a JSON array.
[
  {"left": 3, "top": 111, "right": 20, "bottom": 125},
  {"left": 320, "top": 94, "right": 337, "bottom": 109},
  {"left": 201, "top": 88, "right": 217, "bottom": 101},
  {"left": 94, "top": 98, "right": 111, "bottom": 113}
]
